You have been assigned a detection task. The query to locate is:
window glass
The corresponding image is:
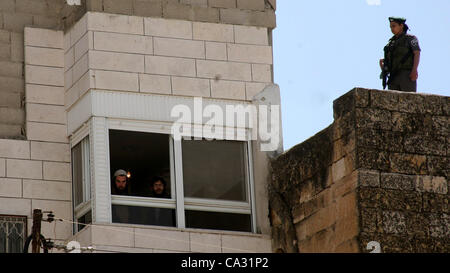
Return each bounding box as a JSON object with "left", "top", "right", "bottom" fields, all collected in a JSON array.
[
  {"left": 182, "top": 140, "right": 247, "bottom": 202},
  {"left": 109, "top": 130, "right": 171, "bottom": 198},
  {"left": 112, "top": 205, "right": 175, "bottom": 227},
  {"left": 185, "top": 210, "right": 251, "bottom": 232},
  {"left": 76, "top": 211, "right": 92, "bottom": 232},
  {"left": 72, "top": 142, "right": 83, "bottom": 207}
]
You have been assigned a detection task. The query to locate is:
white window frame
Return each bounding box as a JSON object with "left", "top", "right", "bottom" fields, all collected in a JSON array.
[
  {"left": 70, "top": 122, "right": 92, "bottom": 229},
  {"left": 106, "top": 118, "right": 256, "bottom": 233}
]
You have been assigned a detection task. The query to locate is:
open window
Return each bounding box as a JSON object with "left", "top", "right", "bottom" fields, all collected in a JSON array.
[
  {"left": 72, "top": 136, "right": 92, "bottom": 232},
  {"left": 109, "top": 130, "right": 176, "bottom": 227},
  {"left": 106, "top": 127, "right": 254, "bottom": 233}
]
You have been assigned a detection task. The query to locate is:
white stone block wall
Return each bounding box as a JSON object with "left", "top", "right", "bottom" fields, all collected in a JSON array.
[
  {"left": 64, "top": 12, "right": 273, "bottom": 110},
  {"left": 0, "top": 27, "right": 73, "bottom": 243},
  {"left": 70, "top": 224, "right": 272, "bottom": 253}
]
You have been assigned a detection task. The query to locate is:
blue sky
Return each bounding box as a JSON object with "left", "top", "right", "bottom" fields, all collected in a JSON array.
[{"left": 273, "top": 0, "right": 450, "bottom": 150}]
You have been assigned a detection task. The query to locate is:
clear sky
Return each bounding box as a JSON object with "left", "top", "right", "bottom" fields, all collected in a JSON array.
[{"left": 273, "top": 0, "right": 450, "bottom": 150}]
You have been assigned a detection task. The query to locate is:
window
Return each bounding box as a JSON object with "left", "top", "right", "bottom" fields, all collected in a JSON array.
[
  {"left": 72, "top": 136, "right": 91, "bottom": 232},
  {"left": 108, "top": 127, "right": 254, "bottom": 233},
  {"left": 109, "top": 130, "right": 176, "bottom": 227},
  {"left": 182, "top": 139, "right": 252, "bottom": 232},
  {"left": 0, "top": 215, "right": 27, "bottom": 253}
]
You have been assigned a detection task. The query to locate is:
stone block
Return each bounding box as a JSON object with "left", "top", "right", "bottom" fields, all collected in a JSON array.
[
  {"left": 27, "top": 103, "right": 66, "bottom": 124},
  {"left": 91, "top": 225, "right": 135, "bottom": 247},
  {"left": 25, "top": 65, "right": 64, "bottom": 86},
  {"left": 370, "top": 89, "right": 399, "bottom": 111},
  {"left": 154, "top": 37, "right": 205, "bottom": 59},
  {"left": 0, "top": 92, "right": 22, "bottom": 108},
  {"left": 3, "top": 13, "right": 33, "bottom": 33},
  {"left": 26, "top": 122, "right": 68, "bottom": 143},
  {"left": 93, "top": 70, "right": 139, "bottom": 92},
  {"left": 0, "top": 178, "right": 22, "bottom": 198},
  {"left": 30, "top": 142, "right": 70, "bottom": 162},
  {"left": 234, "top": 25, "right": 268, "bottom": 46},
  {"left": 145, "top": 55, "right": 196, "bottom": 77},
  {"left": 245, "top": 82, "right": 268, "bottom": 100},
  {"left": 0, "top": 76, "right": 25, "bottom": 94},
  {"left": 43, "top": 161, "right": 71, "bottom": 182},
  {"left": 23, "top": 179, "right": 71, "bottom": 201},
  {"left": 144, "top": 17, "right": 193, "bottom": 39},
  {"left": 65, "top": 48, "right": 75, "bottom": 71},
  {"left": 196, "top": 60, "right": 252, "bottom": 81},
  {"left": 380, "top": 173, "right": 415, "bottom": 191},
  {"left": 0, "top": 158, "right": 4, "bottom": 177},
  {"left": 210, "top": 79, "right": 245, "bottom": 100},
  {"left": 189, "top": 232, "right": 221, "bottom": 253},
  {"left": 0, "top": 0, "right": 14, "bottom": 12},
  {"left": 94, "top": 31, "right": 152, "bottom": 54},
  {"left": 72, "top": 54, "right": 88, "bottom": 84},
  {"left": 0, "top": 61, "right": 23, "bottom": 78},
  {"left": 237, "top": 0, "right": 266, "bottom": 11},
  {"left": 356, "top": 147, "right": 390, "bottom": 172},
  {"left": 0, "top": 108, "right": 25, "bottom": 125},
  {"left": 88, "top": 12, "right": 144, "bottom": 35},
  {"left": 70, "top": 14, "right": 88, "bottom": 46},
  {"left": 172, "top": 76, "right": 210, "bottom": 97},
  {"left": 0, "top": 139, "right": 29, "bottom": 159},
  {"left": 355, "top": 108, "right": 392, "bottom": 130},
  {"left": 398, "top": 93, "right": 443, "bottom": 115},
  {"left": 74, "top": 32, "right": 92, "bottom": 62},
  {"left": 24, "top": 27, "right": 63, "bottom": 48},
  {"left": 415, "top": 176, "right": 447, "bottom": 194},
  {"left": 0, "top": 30, "right": 10, "bottom": 43},
  {"left": 251, "top": 64, "right": 272, "bottom": 83},
  {"left": 208, "top": 0, "right": 236, "bottom": 8},
  {"left": 379, "top": 189, "right": 422, "bottom": 212},
  {"left": 103, "top": 0, "right": 133, "bottom": 15},
  {"left": 89, "top": 50, "right": 145, "bottom": 73},
  {"left": 0, "top": 124, "right": 24, "bottom": 139},
  {"left": 65, "top": 69, "right": 74, "bottom": 90},
  {"left": 9, "top": 33, "right": 23, "bottom": 63},
  {"left": 403, "top": 134, "right": 446, "bottom": 156},
  {"left": 163, "top": 2, "right": 219, "bottom": 23},
  {"left": 360, "top": 208, "right": 382, "bottom": 233},
  {"left": 0, "top": 43, "right": 11, "bottom": 60},
  {"left": 334, "top": 238, "right": 359, "bottom": 253},
  {"left": 26, "top": 84, "right": 65, "bottom": 105},
  {"left": 139, "top": 74, "right": 172, "bottom": 95},
  {"left": 133, "top": 0, "right": 163, "bottom": 17},
  {"left": 205, "top": 42, "right": 227, "bottom": 61},
  {"left": 382, "top": 211, "right": 406, "bottom": 234},
  {"left": 134, "top": 228, "right": 190, "bottom": 251},
  {"left": 6, "top": 159, "right": 42, "bottom": 179},
  {"left": 193, "top": 22, "right": 233, "bottom": 42},
  {"left": 221, "top": 234, "right": 271, "bottom": 253},
  {"left": 389, "top": 153, "right": 427, "bottom": 175},
  {"left": 227, "top": 43, "right": 272, "bottom": 64},
  {"left": 220, "top": 9, "right": 276, "bottom": 29},
  {"left": 0, "top": 197, "right": 31, "bottom": 217}
]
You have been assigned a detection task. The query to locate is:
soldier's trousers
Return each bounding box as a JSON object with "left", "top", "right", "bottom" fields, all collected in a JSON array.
[{"left": 388, "top": 70, "right": 417, "bottom": 92}]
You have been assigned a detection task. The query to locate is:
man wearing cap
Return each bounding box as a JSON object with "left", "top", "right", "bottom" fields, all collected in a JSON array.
[
  {"left": 111, "top": 169, "right": 129, "bottom": 195},
  {"left": 379, "top": 17, "right": 421, "bottom": 92},
  {"left": 111, "top": 169, "right": 130, "bottom": 223}
]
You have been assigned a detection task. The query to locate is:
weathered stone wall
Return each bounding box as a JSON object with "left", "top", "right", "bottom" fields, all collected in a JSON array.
[
  {"left": 64, "top": 0, "right": 276, "bottom": 30},
  {"left": 270, "top": 88, "right": 449, "bottom": 253}
]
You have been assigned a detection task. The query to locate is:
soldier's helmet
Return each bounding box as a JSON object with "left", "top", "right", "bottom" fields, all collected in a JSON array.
[{"left": 389, "top": 17, "right": 406, "bottom": 24}]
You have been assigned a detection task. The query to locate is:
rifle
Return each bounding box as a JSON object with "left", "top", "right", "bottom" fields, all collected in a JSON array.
[{"left": 380, "top": 65, "right": 389, "bottom": 90}]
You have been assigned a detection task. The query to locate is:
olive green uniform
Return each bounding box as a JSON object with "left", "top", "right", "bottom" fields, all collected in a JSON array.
[{"left": 383, "top": 33, "right": 421, "bottom": 92}]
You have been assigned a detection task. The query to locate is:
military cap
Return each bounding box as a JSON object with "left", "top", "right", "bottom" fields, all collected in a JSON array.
[{"left": 389, "top": 17, "right": 406, "bottom": 24}]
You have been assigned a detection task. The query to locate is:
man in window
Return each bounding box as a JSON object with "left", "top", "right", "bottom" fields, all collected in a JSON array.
[
  {"left": 111, "top": 169, "right": 130, "bottom": 223},
  {"left": 111, "top": 169, "right": 129, "bottom": 195},
  {"left": 149, "top": 176, "right": 170, "bottom": 199}
]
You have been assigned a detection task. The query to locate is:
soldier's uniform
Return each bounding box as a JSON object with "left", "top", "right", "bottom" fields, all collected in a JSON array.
[{"left": 383, "top": 17, "right": 421, "bottom": 92}]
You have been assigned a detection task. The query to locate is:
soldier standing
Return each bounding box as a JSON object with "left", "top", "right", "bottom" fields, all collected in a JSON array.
[{"left": 379, "top": 17, "right": 421, "bottom": 92}]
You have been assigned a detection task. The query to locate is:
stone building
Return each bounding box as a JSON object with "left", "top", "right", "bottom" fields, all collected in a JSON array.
[
  {"left": 270, "top": 88, "right": 449, "bottom": 253},
  {"left": 0, "top": 0, "right": 278, "bottom": 253},
  {"left": 1, "top": 1, "right": 448, "bottom": 254}
]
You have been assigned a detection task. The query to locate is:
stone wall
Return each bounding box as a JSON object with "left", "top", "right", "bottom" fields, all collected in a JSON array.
[
  {"left": 1, "top": 0, "right": 276, "bottom": 139},
  {"left": 270, "top": 88, "right": 449, "bottom": 253},
  {"left": 0, "top": 27, "right": 72, "bottom": 243},
  {"left": 63, "top": 0, "right": 276, "bottom": 30}
]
